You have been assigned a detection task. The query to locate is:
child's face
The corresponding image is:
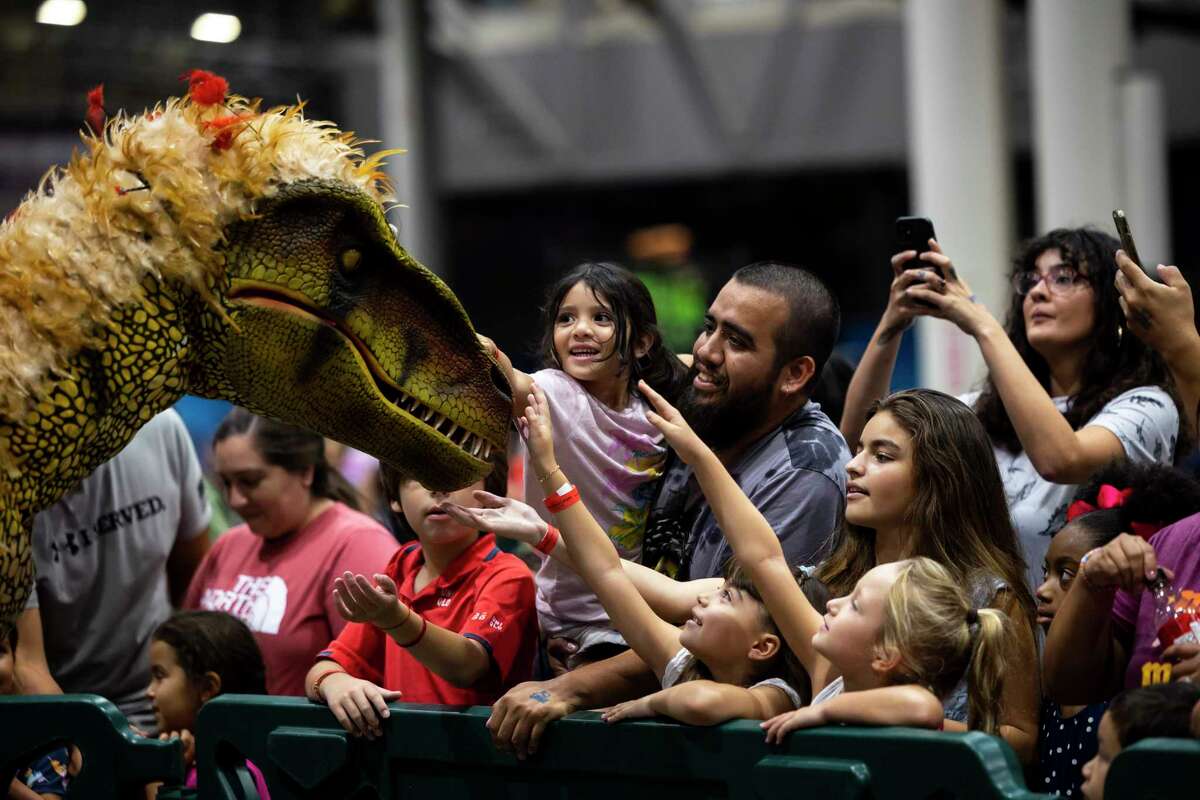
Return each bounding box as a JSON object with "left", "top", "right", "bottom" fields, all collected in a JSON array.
[
  {"left": 553, "top": 282, "right": 626, "bottom": 390},
  {"left": 1036, "top": 522, "right": 1093, "bottom": 631},
  {"left": 678, "top": 581, "right": 772, "bottom": 666},
  {"left": 395, "top": 479, "right": 485, "bottom": 548},
  {"left": 813, "top": 562, "right": 901, "bottom": 681},
  {"left": 146, "top": 640, "right": 204, "bottom": 733},
  {"left": 0, "top": 636, "right": 14, "bottom": 695},
  {"left": 844, "top": 412, "right": 917, "bottom": 532},
  {"left": 1080, "top": 710, "right": 1119, "bottom": 800}
]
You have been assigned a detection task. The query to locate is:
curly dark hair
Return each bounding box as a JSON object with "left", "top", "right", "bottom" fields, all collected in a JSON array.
[
  {"left": 972, "top": 228, "right": 1184, "bottom": 455},
  {"left": 1066, "top": 461, "right": 1200, "bottom": 548},
  {"left": 537, "top": 262, "right": 688, "bottom": 403}
]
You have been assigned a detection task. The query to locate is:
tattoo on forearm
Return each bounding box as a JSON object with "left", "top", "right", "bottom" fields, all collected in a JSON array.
[{"left": 877, "top": 322, "right": 909, "bottom": 345}]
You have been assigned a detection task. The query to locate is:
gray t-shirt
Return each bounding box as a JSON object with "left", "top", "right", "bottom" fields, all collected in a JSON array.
[
  {"left": 960, "top": 386, "right": 1178, "bottom": 594},
  {"left": 25, "top": 409, "right": 211, "bottom": 731},
  {"left": 642, "top": 401, "right": 850, "bottom": 580}
]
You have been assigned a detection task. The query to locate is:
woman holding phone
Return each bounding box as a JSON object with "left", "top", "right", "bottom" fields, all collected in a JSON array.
[{"left": 841, "top": 228, "right": 1183, "bottom": 594}]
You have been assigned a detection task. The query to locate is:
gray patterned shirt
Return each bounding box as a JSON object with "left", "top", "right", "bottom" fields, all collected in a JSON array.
[
  {"left": 961, "top": 385, "right": 1178, "bottom": 595},
  {"left": 643, "top": 401, "right": 850, "bottom": 580}
]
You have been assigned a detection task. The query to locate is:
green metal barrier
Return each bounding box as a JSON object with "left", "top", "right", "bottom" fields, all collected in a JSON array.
[
  {"left": 195, "top": 695, "right": 1048, "bottom": 800},
  {"left": 6, "top": 694, "right": 1191, "bottom": 798},
  {"left": 0, "top": 694, "right": 184, "bottom": 798},
  {"left": 1105, "top": 737, "right": 1200, "bottom": 799}
]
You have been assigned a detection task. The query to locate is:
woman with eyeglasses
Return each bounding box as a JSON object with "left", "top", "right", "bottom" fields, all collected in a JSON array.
[{"left": 841, "top": 228, "right": 1183, "bottom": 595}]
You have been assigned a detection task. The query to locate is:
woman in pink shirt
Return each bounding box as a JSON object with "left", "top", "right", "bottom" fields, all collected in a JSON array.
[{"left": 184, "top": 409, "right": 398, "bottom": 696}]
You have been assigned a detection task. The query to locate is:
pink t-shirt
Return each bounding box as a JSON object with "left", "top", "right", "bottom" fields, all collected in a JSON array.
[
  {"left": 183, "top": 502, "right": 398, "bottom": 696},
  {"left": 1111, "top": 511, "right": 1200, "bottom": 688},
  {"left": 524, "top": 369, "right": 667, "bottom": 635}
]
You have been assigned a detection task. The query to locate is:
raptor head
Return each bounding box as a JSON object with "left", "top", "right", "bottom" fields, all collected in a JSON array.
[
  {"left": 212, "top": 178, "right": 512, "bottom": 490},
  {"left": 0, "top": 74, "right": 510, "bottom": 491}
]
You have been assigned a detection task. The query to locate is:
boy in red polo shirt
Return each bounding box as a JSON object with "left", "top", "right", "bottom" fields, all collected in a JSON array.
[{"left": 305, "top": 461, "right": 536, "bottom": 738}]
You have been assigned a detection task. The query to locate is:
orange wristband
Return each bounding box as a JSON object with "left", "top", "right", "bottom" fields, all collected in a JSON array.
[
  {"left": 535, "top": 524, "right": 561, "bottom": 555},
  {"left": 544, "top": 484, "right": 580, "bottom": 514},
  {"left": 313, "top": 667, "right": 346, "bottom": 702}
]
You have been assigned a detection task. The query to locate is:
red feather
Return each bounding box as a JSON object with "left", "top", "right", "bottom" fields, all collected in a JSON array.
[
  {"left": 181, "top": 69, "right": 229, "bottom": 106},
  {"left": 85, "top": 83, "right": 106, "bottom": 135}
]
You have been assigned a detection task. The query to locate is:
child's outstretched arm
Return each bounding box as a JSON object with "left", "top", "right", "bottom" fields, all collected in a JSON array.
[
  {"left": 603, "top": 680, "right": 795, "bottom": 726},
  {"left": 332, "top": 572, "right": 493, "bottom": 688},
  {"left": 761, "top": 684, "right": 944, "bottom": 743},
  {"left": 478, "top": 334, "right": 534, "bottom": 418},
  {"left": 638, "top": 380, "right": 825, "bottom": 677},
  {"left": 523, "top": 384, "right": 683, "bottom": 680},
  {"left": 442, "top": 492, "right": 722, "bottom": 624}
]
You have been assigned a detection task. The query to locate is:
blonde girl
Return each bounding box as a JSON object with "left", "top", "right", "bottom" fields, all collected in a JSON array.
[{"left": 635, "top": 380, "right": 1018, "bottom": 741}]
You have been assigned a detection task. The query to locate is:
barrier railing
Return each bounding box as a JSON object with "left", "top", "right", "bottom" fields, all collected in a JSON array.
[
  {"left": 194, "top": 695, "right": 1044, "bottom": 800},
  {"left": 3, "top": 694, "right": 1195, "bottom": 799},
  {"left": 0, "top": 694, "right": 183, "bottom": 799},
  {"left": 1104, "top": 736, "right": 1200, "bottom": 799}
]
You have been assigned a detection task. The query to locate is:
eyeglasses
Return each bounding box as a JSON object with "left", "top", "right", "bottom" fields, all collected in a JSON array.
[{"left": 1010, "top": 264, "right": 1091, "bottom": 297}]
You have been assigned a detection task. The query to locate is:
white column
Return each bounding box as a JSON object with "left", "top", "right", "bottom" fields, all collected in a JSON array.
[
  {"left": 1030, "top": 0, "right": 1131, "bottom": 231},
  {"left": 904, "top": 0, "right": 1012, "bottom": 394},
  {"left": 376, "top": 0, "right": 442, "bottom": 273},
  {"left": 1119, "top": 70, "right": 1172, "bottom": 266}
]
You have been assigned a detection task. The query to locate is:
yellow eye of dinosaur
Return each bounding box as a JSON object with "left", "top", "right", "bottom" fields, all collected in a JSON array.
[{"left": 340, "top": 248, "right": 362, "bottom": 272}]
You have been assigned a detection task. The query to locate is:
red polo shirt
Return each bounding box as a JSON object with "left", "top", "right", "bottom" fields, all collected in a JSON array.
[{"left": 318, "top": 533, "right": 537, "bottom": 706}]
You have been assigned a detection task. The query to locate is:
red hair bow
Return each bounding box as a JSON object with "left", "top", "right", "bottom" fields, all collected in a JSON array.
[{"left": 1066, "top": 484, "right": 1160, "bottom": 539}]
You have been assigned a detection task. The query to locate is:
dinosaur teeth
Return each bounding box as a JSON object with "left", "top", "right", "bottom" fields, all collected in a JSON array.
[
  {"left": 446, "top": 423, "right": 459, "bottom": 439},
  {"left": 482, "top": 443, "right": 491, "bottom": 460}
]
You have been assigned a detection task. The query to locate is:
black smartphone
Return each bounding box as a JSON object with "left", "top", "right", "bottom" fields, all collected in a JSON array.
[
  {"left": 895, "top": 216, "right": 940, "bottom": 278},
  {"left": 1112, "top": 209, "right": 1161, "bottom": 282}
]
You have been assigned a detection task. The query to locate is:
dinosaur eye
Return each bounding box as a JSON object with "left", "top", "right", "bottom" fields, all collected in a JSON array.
[{"left": 340, "top": 248, "right": 362, "bottom": 272}]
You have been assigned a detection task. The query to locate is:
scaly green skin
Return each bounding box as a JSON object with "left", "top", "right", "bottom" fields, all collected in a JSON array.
[{"left": 0, "top": 178, "right": 511, "bottom": 632}]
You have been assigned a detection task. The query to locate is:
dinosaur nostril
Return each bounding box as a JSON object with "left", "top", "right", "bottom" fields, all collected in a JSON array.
[{"left": 490, "top": 364, "right": 511, "bottom": 403}]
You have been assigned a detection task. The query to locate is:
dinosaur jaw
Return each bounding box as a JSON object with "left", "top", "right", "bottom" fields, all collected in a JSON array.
[{"left": 226, "top": 282, "right": 501, "bottom": 480}]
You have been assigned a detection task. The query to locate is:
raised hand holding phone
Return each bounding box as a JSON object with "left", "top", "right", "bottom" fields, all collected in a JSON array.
[
  {"left": 895, "top": 217, "right": 940, "bottom": 277},
  {"left": 1113, "top": 210, "right": 1162, "bottom": 283}
]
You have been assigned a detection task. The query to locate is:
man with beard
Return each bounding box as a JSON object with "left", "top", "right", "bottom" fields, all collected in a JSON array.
[
  {"left": 641, "top": 262, "right": 849, "bottom": 580},
  {"left": 486, "top": 262, "right": 850, "bottom": 759}
]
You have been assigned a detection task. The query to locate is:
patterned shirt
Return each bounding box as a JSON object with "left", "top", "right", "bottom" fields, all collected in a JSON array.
[
  {"left": 961, "top": 386, "right": 1178, "bottom": 595},
  {"left": 524, "top": 368, "right": 667, "bottom": 637},
  {"left": 642, "top": 401, "right": 850, "bottom": 580}
]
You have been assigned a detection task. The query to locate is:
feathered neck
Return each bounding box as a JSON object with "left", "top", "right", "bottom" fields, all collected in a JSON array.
[{"left": 0, "top": 87, "right": 398, "bottom": 423}]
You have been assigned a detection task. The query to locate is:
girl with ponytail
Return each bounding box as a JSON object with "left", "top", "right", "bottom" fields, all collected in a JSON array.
[
  {"left": 633, "top": 383, "right": 1022, "bottom": 745},
  {"left": 183, "top": 409, "right": 399, "bottom": 696}
]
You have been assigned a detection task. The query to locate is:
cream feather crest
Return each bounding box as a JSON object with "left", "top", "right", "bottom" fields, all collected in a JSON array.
[{"left": 0, "top": 84, "right": 401, "bottom": 422}]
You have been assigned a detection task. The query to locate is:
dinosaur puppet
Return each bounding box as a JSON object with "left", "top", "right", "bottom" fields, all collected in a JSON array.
[{"left": 0, "top": 73, "right": 511, "bottom": 634}]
